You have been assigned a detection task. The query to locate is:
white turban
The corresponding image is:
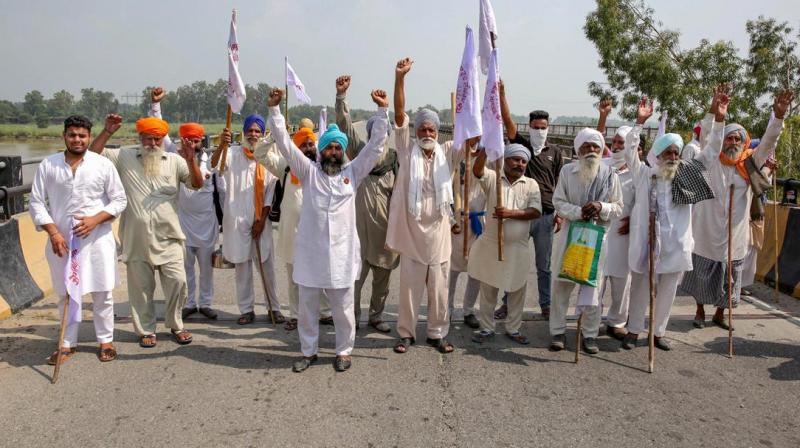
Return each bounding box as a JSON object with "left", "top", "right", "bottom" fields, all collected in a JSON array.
[
  {"left": 414, "top": 108, "right": 440, "bottom": 130},
  {"left": 615, "top": 125, "right": 632, "bottom": 139},
  {"left": 573, "top": 128, "right": 605, "bottom": 155},
  {"left": 504, "top": 143, "right": 530, "bottom": 162}
]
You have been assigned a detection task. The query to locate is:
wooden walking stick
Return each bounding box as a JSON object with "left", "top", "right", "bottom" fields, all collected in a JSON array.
[
  {"left": 218, "top": 105, "right": 233, "bottom": 172},
  {"left": 574, "top": 312, "right": 583, "bottom": 364},
  {"left": 254, "top": 242, "right": 277, "bottom": 325},
  {"left": 51, "top": 295, "right": 71, "bottom": 384},
  {"left": 727, "top": 184, "right": 735, "bottom": 358},
  {"left": 773, "top": 173, "right": 779, "bottom": 304},
  {"left": 648, "top": 175, "right": 657, "bottom": 373}
]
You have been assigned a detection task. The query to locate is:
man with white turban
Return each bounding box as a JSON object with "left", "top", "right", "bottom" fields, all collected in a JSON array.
[
  {"left": 267, "top": 87, "right": 390, "bottom": 373},
  {"left": 468, "top": 143, "right": 542, "bottom": 345},
  {"left": 549, "top": 127, "right": 623, "bottom": 354},
  {"left": 621, "top": 97, "right": 716, "bottom": 351},
  {"left": 387, "top": 57, "right": 463, "bottom": 355},
  {"left": 681, "top": 86, "right": 793, "bottom": 330}
]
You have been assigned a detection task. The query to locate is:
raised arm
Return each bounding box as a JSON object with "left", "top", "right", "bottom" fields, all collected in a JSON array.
[
  {"left": 148, "top": 87, "right": 177, "bottom": 153},
  {"left": 253, "top": 139, "right": 288, "bottom": 178},
  {"left": 349, "top": 90, "right": 390, "bottom": 183},
  {"left": 753, "top": 89, "right": 793, "bottom": 167},
  {"left": 696, "top": 86, "right": 729, "bottom": 168},
  {"left": 626, "top": 97, "right": 652, "bottom": 178},
  {"left": 393, "top": 58, "right": 412, "bottom": 128},
  {"left": 498, "top": 79, "right": 518, "bottom": 141},
  {"left": 597, "top": 99, "right": 612, "bottom": 136},
  {"left": 334, "top": 75, "right": 363, "bottom": 160},
  {"left": 89, "top": 114, "right": 123, "bottom": 154},
  {"left": 266, "top": 88, "right": 312, "bottom": 181}
]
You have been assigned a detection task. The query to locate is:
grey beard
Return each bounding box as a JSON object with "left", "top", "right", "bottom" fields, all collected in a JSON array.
[
  {"left": 659, "top": 161, "right": 679, "bottom": 181},
  {"left": 321, "top": 157, "right": 343, "bottom": 176},
  {"left": 724, "top": 145, "right": 743, "bottom": 159},
  {"left": 578, "top": 154, "right": 600, "bottom": 186},
  {"left": 142, "top": 145, "right": 165, "bottom": 177}
]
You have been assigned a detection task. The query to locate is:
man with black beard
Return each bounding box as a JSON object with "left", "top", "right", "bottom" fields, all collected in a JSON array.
[{"left": 266, "top": 87, "right": 391, "bottom": 373}]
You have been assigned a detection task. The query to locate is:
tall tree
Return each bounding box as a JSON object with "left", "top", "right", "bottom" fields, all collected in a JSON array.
[
  {"left": 47, "top": 90, "right": 75, "bottom": 118},
  {"left": 23, "top": 90, "right": 47, "bottom": 117}
]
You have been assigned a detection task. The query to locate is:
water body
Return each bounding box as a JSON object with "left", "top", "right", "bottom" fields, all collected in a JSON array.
[{"left": 0, "top": 140, "right": 65, "bottom": 183}]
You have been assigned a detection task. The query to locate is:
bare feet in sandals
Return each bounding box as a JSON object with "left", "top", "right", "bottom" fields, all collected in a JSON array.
[
  {"left": 98, "top": 342, "right": 117, "bottom": 362},
  {"left": 47, "top": 347, "right": 76, "bottom": 365}
]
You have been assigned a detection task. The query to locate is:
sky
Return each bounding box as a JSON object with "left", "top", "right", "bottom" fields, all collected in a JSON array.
[{"left": 0, "top": 0, "right": 797, "bottom": 119}]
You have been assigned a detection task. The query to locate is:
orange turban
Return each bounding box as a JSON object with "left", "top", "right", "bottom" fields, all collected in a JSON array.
[
  {"left": 179, "top": 123, "right": 205, "bottom": 140},
  {"left": 135, "top": 117, "right": 169, "bottom": 137},
  {"left": 292, "top": 127, "right": 317, "bottom": 147}
]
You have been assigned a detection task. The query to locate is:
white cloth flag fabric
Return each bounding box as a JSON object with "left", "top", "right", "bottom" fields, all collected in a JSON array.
[
  {"left": 317, "top": 108, "right": 327, "bottom": 138},
  {"left": 64, "top": 222, "right": 82, "bottom": 324},
  {"left": 480, "top": 49, "right": 503, "bottom": 162},
  {"left": 286, "top": 58, "right": 312, "bottom": 105},
  {"left": 227, "top": 9, "right": 246, "bottom": 114},
  {"left": 454, "top": 26, "right": 482, "bottom": 151},
  {"left": 657, "top": 110, "right": 668, "bottom": 138},
  {"left": 478, "top": 0, "right": 498, "bottom": 75}
]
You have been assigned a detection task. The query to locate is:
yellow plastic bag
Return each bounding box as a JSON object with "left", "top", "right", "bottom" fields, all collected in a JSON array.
[{"left": 558, "top": 220, "right": 606, "bottom": 287}]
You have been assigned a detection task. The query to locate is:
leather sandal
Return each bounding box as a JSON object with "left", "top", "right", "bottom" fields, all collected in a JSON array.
[{"left": 47, "top": 347, "right": 77, "bottom": 365}]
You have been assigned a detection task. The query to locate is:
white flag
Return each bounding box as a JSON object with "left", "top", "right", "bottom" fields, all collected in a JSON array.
[
  {"left": 227, "top": 9, "right": 246, "bottom": 114},
  {"left": 480, "top": 49, "right": 503, "bottom": 162},
  {"left": 317, "top": 107, "right": 327, "bottom": 138},
  {"left": 64, "top": 223, "right": 82, "bottom": 325},
  {"left": 454, "top": 26, "right": 482, "bottom": 151},
  {"left": 657, "top": 110, "right": 668, "bottom": 138},
  {"left": 478, "top": 0, "right": 498, "bottom": 75},
  {"left": 286, "top": 58, "right": 312, "bottom": 105}
]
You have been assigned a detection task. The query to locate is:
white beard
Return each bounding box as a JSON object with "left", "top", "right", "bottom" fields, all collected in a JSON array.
[
  {"left": 142, "top": 145, "right": 165, "bottom": 178},
  {"left": 578, "top": 154, "right": 600, "bottom": 186},
  {"left": 723, "top": 144, "right": 743, "bottom": 159},
  {"left": 658, "top": 161, "right": 679, "bottom": 181},
  {"left": 419, "top": 137, "right": 436, "bottom": 151}
]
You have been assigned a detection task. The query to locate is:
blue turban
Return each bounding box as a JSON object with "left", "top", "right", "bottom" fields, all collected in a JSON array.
[
  {"left": 243, "top": 114, "right": 265, "bottom": 134},
  {"left": 749, "top": 138, "right": 760, "bottom": 149},
  {"left": 651, "top": 133, "right": 683, "bottom": 156},
  {"left": 318, "top": 124, "right": 348, "bottom": 152},
  {"left": 504, "top": 143, "right": 530, "bottom": 162},
  {"left": 414, "top": 108, "right": 440, "bottom": 130}
]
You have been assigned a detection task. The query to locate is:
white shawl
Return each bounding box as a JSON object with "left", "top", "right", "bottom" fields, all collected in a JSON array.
[{"left": 408, "top": 142, "right": 453, "bottom": 221}]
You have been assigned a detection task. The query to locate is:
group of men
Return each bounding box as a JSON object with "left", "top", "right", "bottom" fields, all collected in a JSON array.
[{"left": 31, "top": 54, "right": 792, "bottom": 372}]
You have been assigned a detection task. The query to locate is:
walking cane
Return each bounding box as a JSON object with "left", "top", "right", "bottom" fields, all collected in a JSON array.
[
  {"left": 727, "top": 184, "right": 734, "bottom": 358},
  {"left": 648, "top": 176, "right": 657, "bottom": 373},
  {"left": 51, "top": 295, "right": 71, "bottom": 384},
  {"left": 255, "top": 242, "right": 276, "bottom": 325},
  {"left": 574, "top": 312, "right": 583, "bottom": 364}
]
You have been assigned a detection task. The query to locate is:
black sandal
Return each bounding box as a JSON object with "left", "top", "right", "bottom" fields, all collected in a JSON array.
[
  {"left": 237, "top": 311, "right": 255, "bottom": 325},
  {"left": 394, "top": 337, "right": 415, "bottom": 354},
  {"left": 426, "top": 337, "right": 455, "bottom": 354}
]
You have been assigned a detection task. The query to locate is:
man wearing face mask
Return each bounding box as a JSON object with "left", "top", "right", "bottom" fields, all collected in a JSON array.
[
  {"left": 621, "top": 97, "right": 716, "bottom": 351},
  {"left": 215, "top": 114, "right": 285, "bottom": 326},
  {"left": 89, "top": 113, "right": 204, "bottom": 348},
  {"left": 549, "top": 128, "right": 623, "bottom": 354},
  {"left": 388, "top": 57, "right": 463, "bottom": 355},
  {"left": 681, "top": 85, "right": 793, "bottom": 330},
  {"left": 498, "top": 80, "right": 563, "bottom": 320}
]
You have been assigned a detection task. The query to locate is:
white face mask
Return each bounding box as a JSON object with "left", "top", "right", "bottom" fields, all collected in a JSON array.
[
  {"left": 611, "top": 149, "right": 626, "bottom": 169},
  {"left": 529, "top": 129, "right": 548, "bottom": 155}
]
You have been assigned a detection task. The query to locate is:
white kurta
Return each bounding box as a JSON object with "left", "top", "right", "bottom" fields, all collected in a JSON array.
[
  {"left": 450, "top": 159, "right": 486, "bottom": 273},
  {"left": 255, "top": 141, "right": 302, "bottom": 264},
  {"left": 219, "top": 145, "right": 276, "bottom": 264},
  {"left": 624, "top": 124, "right": 697, "bottom": 274},
  {"left": 602, "top": 162, "right": 635, "bottom": 279},
  {"left": 692, "top": 115, "right": 784, "bottom": 262},
  {"left": 29, "top": 151, "right": 127, "bottom": 295},
  {"left": 178, "top": 152, "right": 219, "bottom": 248},
  {"left": 267, "top": 105, "right": 390, "bottom": 289}
]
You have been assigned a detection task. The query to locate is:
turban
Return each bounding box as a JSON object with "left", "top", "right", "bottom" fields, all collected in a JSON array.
[
  {"left": 615, "top": 125, "right": 632, "bottom": 139},
  {"left": 318, "top": 124, "right": 348, "bottom": 152},
  {"left": 651, "top": 133, "right": 684, "bottom": 157},
  {"left": 693, "top": 122, "right": 702, "bottom": 138},
  {"left": 724, "top": 123, "right": 748, "bottom": 142},
  {"left": 179, "top": 122, "right": 205, "bottom": 140},
  {"left": 135, "top": 117, "right": 169, "bottom": 137},
  {"left": 573, "top": 128, "right": 605, "bottom": 155},
  {"left": 504, "top": 143, "right": 530, "bottom": 162},
  {"left": 292, "top": 127, "right": 317, "bottom": 147},
  {"left": 243, "top": 114, "right": 266, "bottom": 134},
  {"left": 414, "top": 108, "right": 440, "bottom": 130},
  {"left": 298, "top": 118, "right": 314, "bottom": 130},
  {"left": 749, "top": 138, "right": 760, "bottom": 149}
]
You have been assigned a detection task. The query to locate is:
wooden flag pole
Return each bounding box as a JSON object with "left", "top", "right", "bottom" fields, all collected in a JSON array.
[
  {"left": 284, "top": 57, "right": 290, "bottom": 131},
  {"left": 255, "top": 243, "right": 276, "bottom": 325},
  {"left": 51, "top": 295, "right": 71, "bottom": 384},
  {"left": 727, "top": 184, "right": 735, "bottom": 358},
  {"left": 218, "top": 105, "right": 233, "bottom": 172},
  {"left": 773, "top": 174, "right": 779, "bottom": 304},
  {"left": 491, "top": 33, "right": 504, "bottom": 261},
  {"left": 453, "top": 91, "right": 472, "bottom": 259},
  {"left": 574, "top": 313, "right": 583, "bottom": 364},
  {"left": 648, "top": 175, "right": 657, "bottom": 373}
]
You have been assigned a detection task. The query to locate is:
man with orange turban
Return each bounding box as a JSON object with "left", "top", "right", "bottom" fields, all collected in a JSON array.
[
  {"left": 213, "top": 112, "right": 285, "bottom": 326},
  {"left": 148, "top": 89, "right": 221, "bottom": 321},
  {"left": 89, "top": 97, "right": 204, "bottom": 349}
]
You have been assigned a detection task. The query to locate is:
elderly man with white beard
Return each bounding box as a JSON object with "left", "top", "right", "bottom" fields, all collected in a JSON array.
[
  {"left": 549, "top": 128, "right": 623, "bottom": 354},
  {"left": 621, "top": 97, "right": 717, "bottom": 351},
  {"left": 89, "top": 114, "right": 203, "bottom": 348},
  {"left": 681, "top": 86, "right": 793, "bottom": 330}
]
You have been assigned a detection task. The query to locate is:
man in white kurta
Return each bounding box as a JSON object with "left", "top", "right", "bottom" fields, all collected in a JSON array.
[
  {"left": 681, "top": 88, "right": 791, "bottom": 329},
  {"left": 30, "top": 115, "right": 127, "bottom": 364},
  {"left": 215, "top": 114, "right": 284, "bottom": 325},
  {"left": 550, "top": 128, "right": 623, "bottom": 354},
  {"left": 600, "top": 126, "right": 636, "bottom": 340},
  {"left": 468, "top": 144, "right": 542, "bottom": 345},
  {"left": 267, "top": 87, "right": 390, "bottom": 373},
  {"left": 387, "top": 58, "right": 463, "bottom": 355}
]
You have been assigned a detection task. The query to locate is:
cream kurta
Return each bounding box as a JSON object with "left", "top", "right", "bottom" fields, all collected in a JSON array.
[
  {"left": 29, "top": 151, "right": 127, "bottom": 295},
  {"left": 178, "top": 152, "right": 219, "bottom": 248},
  {"left": 267, "top": 105, "right": 389, "bottom": 289},
  {"left": 692, "top": 115, "right": 784, "bottom": 262},
  {"left": 218, "top": 145, "right": 276, "bottom": 264},
  {"left": 551, "top": 162, "right": 623, "bottom": 301},
  {"left": 450, "top": 159, "right": 486, "bottom": 273},
  {"left": 255, "top": 141, "right": 301, "bottom": 264},
  {"left": 104, "top": 146, "right": 194, "bottom": 265},
  {"left": 467, "top": 169, "right": 541, "bottom": 292},
  {"left": 385, "top": 114, "right": 463, "bottom": 265},
  {"left": 602, "top": 163, "right": 635, "bottom": 279}
]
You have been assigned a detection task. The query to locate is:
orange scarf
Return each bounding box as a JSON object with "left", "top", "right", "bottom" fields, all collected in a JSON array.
[
  {"left": 243, "top": 147, "right": 266, "bottom": 221},
  {"left": 290, "top": 173, "right": 300, "bottom": 185},
  {"left": 719, "top": 144, "right": 752, "bottom": 184}
]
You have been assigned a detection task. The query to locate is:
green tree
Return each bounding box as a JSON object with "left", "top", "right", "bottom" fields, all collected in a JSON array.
[
  {"left": 23, "top": 90, "right": 47, "bottom": 118},
  {"left": 47, "top": 89, "right": 75, "bottom": 118}
]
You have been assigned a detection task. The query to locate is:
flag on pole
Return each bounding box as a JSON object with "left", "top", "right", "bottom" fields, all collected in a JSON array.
[
  {"left": 480, "top": 49, "right": 503, "bottom": 162},
  {"left": 286, "top": 58, "right": 312, "bottom": 105},
  {"left": 227, "top": 9, "right": 246, "bottom": 113},
  {"left": 478, "top": 0, "right": 498, "bottom": 75},
  {"left": 64, "top": 223, "right": 82, "bottom": 325},
  {"left": 317, "top": 107, "right": 327, "bottom": 139},
  {"left": 454, "top": 26, "right": 482, "bottom": 151},
  {"left": 657, "top": 110, "right": 668, "bottom": 138}
]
